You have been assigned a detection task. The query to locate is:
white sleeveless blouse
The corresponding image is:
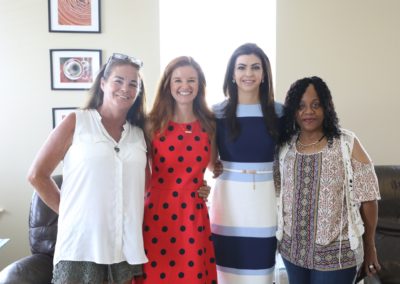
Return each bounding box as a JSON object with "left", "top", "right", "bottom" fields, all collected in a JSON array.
[{"left": 54, "top": 109, "right": 148, "bottom": 266}]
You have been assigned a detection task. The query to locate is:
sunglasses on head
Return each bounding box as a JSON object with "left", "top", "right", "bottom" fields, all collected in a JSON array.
[{"left": 105, "top": 53, "right": 144, "bottom": 71}]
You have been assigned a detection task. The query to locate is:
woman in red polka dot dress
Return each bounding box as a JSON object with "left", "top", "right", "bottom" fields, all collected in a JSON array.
[{"left": 135, "top": 56, "right": 218, "bottom": 283}]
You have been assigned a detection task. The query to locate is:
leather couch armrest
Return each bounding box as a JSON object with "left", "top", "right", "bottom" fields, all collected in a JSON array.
[{"left": 0, "top": 254, "right": 53, "bottom": 284}]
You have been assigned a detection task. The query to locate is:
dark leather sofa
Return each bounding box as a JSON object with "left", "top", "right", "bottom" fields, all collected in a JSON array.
[
  {"left": 369, "top": 165, "right": 400, "bottom": 284},
  {"left": 1, "top": 167, "right": 399, "bottom": 283},
  {"left": 0, "top": 175, "right": 61, "bottom": 284}
]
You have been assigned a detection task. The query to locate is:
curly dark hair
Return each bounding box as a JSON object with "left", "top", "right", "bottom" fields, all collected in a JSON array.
[
  {"left": 279, "top": 76, "right": 341, "bottom": 145},
  {"left": 222, "top": 43, "right": 279, "bottom": 141}
]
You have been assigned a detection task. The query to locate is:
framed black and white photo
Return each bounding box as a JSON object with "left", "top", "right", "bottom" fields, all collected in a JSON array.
[
  {"left": 50, "top": 49, "right": 102, "bottom": 90},
  {"left": 52, "top": 107, "right": 77, "bottom": 128},
  {"left": 48, "top": 0, "right": 101, "bottom": 33}
]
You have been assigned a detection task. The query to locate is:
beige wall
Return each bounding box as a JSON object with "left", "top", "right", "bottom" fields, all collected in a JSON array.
[
  {"left": 276, "top": 0, "right": 400, "bottom": 165},
  {"left": 0, "top": 0, "right": 160, "bottom": 269},
  {"left": 1, "top": 0, "right": 399, "bottom": 270}
]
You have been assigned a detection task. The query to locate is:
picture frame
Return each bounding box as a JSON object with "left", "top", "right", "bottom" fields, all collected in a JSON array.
[
  {"left": 48, "top": 0, "right": 101, "bottom": 33},
  {"left": 52, "top": 107, "right": 77, "bottom": 128},
  {"left": 50, "top": 49, "right": 102, "bottom": 90}
]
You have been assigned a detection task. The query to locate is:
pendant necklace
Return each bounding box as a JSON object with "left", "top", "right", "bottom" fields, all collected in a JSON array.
[{"left": 178, "top": 123, "right": 192, "bottom": 134}]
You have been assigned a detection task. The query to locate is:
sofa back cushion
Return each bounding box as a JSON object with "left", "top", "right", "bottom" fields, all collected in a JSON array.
[
  {"left": 374, "top": 165, "right": 400, "bottom": 284},
  {"left": 29, "top": 175, "right": 61, "bottom": 256},
  {"left": 374, "top": 165, "right": 400, "bottom": 231}
]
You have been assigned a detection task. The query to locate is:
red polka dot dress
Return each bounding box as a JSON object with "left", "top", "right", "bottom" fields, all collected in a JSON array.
[{"left": 138, "top": 120, "right": 218, "bottom": 284}]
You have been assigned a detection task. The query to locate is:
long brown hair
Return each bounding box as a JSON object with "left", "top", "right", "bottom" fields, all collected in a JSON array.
[{"left": 148, "top": 56, "right": 215, "bottom": 139}]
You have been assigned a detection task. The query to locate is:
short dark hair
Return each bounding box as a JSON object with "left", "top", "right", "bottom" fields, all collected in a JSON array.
[{"left": 279, "top": 76, "right": 341, "bottom": 145}]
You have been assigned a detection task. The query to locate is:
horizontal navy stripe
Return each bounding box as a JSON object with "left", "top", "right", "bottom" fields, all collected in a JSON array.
[
  {"left": 213, "top": 233, "right": 277, "bottom": 270},
  {"left": 216, "top": 117, "right": 276, "bottom": 162}
]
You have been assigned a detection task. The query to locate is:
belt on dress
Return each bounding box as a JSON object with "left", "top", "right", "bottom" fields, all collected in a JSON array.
[
  {"left": 224, "top": 168, "right": 272, "bottom": 174},
  {"left": 223, "top": 168, "right": 272, "bottom": 190}
]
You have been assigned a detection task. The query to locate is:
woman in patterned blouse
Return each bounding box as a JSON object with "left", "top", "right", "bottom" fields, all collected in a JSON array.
[{"left": 275, "top": 76, "right": 381, "bottom": 284}]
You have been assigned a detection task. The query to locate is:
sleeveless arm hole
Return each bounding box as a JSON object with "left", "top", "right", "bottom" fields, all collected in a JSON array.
[{"left": 351, "top": 137, "right": 372, "bottom": 165}]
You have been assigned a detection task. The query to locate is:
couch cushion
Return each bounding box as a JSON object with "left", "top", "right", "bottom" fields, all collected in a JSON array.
[
  {"left": 374, "top": 166, "right": 400, "bottom": 284},
  {"left": 374, "top": 166, "right": 400, "bottom": 227},
  {"left": 28, "top": 175, "right": 61, "bottom": 256},
  {"left": 0, "top": 254, "right": 53, "bottom": 284}
]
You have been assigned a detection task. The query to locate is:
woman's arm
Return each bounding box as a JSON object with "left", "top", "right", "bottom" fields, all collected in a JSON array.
[
  {"left": 27, "top": 112, "right": 75, "bottom": 213},
  {"left": 145, "top": 155, "right": 151, "bottom": 192},
  {"left": 360, "top": 200, "right": 381, "bottom": 276},
  {"left": 143, "top": 120, "right": 152, "bottom": 193},
  {"left": 208, "top": 131, "right": 223, "bottom": 178},
  {"left": 352, "top": 137, "right": 381, "bottom": 276},
  {"left": 197, "top": 129, "right": 219, "bottom": 202}
]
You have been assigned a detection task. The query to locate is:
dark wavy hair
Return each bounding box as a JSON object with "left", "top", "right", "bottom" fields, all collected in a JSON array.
[
  {"left": 279, "top": 76, "right": 341, "bottom": 145},
  {"left": 82, "top": 58, "right": 146, "bottom": 130},
  {"left": 148, "top": 56, "right": 215, "bottom": 138},
  {"left": 222, "top": 43, "right": 279, "bottom": 141}
]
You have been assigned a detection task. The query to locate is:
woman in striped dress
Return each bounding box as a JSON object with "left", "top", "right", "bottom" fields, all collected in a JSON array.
[{"left": 210, "top": 43, "right": 282, "bottom": 284}]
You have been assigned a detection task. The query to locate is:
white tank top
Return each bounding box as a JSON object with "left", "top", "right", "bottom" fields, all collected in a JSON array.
[{"left": 54, "top": 109, "right": 148, "bottom": 265}]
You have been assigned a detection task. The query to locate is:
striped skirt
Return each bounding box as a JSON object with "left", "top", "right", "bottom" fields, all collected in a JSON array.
[{"left": 210, "top": 161, "right": 277, "bottom": 284}]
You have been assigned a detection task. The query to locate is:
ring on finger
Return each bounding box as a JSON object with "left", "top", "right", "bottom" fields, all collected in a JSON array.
[{"left": 368, "top": 264, "right": 374, "bottom": 269}]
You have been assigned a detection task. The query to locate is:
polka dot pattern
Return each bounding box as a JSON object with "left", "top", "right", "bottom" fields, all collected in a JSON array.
[{"left": 139, "top": 120, "right": 217, "bottom": 283}]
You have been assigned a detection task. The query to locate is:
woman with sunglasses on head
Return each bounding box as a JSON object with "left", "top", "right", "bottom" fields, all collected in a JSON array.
[
  {"left": 275, "top": 76, "right": 381, "bottom": 283},
  {"left": 28, "top": 53, "right": 148, "bottom": 283},
  {"left": 209, "top": 43, "right": 282, "bottom": 284},
  {"left": 136, "top": 56, "right": 218, "bottom": 284}
]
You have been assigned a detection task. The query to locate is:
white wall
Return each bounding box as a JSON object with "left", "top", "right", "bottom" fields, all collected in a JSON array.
[
  {"left": 0, "top": 0, "right": 160, "bottom": 269},
  {"left": 276, "top": 0, "right": 400, "bottom": 164}
]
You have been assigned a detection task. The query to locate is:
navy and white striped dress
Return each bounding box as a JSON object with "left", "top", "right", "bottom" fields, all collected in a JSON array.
[{"left": 210, "top": 101, "right": 281, "bottom": 284}]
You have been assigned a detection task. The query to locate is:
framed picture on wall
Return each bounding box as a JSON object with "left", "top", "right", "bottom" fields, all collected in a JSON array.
[
  {"left": 52, "top": 107, "right": 77, "bottom": 128},
  {"left": 48, "top": 0, "right": 101, "bottom": 33},
  {"left": 50, "top": 49, "right": 102, "bottom": 90}
]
